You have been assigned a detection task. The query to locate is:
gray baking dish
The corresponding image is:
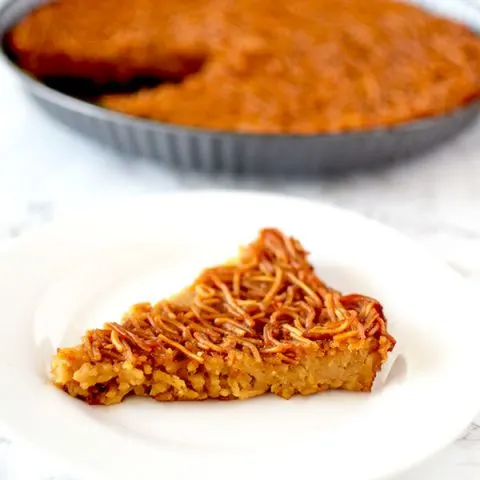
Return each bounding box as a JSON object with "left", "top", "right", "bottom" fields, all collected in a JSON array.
[{"left": 1, "top": 0, "right": 480, "bottom": 175}]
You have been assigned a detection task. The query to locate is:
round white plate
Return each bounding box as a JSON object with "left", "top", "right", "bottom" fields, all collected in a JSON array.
[{"left": 0, "top": 190, "right": 478, "bottom": 480}]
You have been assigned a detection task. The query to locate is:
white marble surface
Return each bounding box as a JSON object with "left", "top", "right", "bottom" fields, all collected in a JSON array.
[{"left": 2, "top": 4, "right": 480, "bottom": 478}]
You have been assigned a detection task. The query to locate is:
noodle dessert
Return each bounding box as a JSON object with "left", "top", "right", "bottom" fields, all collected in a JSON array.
[
  {"left": 7, "top": 0, "right": 480, "bottom": 133},
  {"left": 51, "top": 228, "right": 396, "bottom": 405}
]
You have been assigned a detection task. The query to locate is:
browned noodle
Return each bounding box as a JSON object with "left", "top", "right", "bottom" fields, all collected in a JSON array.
[{"left": 78, "top": 228, "right": 394, "bottom": 366}]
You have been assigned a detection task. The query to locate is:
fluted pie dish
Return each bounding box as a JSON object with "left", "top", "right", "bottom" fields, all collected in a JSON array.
[{"left": 1, "top": 0, "right": 480, "bottom": 173}]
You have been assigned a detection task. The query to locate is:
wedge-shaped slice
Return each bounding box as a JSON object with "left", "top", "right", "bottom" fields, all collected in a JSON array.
[{"left": 51, "top": 228, "right": 395, "bottom": 405}]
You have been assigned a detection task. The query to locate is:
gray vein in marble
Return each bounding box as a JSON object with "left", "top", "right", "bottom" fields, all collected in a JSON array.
[
  {"left": 461, "top": 423, "right": 480, "bottom": 443},
  {"left": 5, "top": 201, "right": 55, "bottom": 239}
]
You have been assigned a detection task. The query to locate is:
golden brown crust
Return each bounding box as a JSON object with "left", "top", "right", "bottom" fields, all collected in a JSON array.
[
  {"left": 8, "top": 0, "right": 480, "bottom": 133},
  {"left": 7, "top": 0, "right": 210, "bottom": 82},
  {"left": 51, "top": 228, "right": 395, "bottom": 405}
]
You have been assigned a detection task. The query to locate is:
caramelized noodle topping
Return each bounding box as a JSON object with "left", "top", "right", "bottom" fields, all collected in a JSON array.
[{"left": 80, "top": 229, "right": 394, "bottom": 365}]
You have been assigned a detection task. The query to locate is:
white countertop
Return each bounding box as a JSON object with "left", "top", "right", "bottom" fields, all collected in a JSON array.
[{"left": 2, "top": 8, "right": 480, "bottom": 477}]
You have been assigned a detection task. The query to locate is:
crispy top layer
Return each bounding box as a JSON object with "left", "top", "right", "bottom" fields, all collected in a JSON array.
[{"left": 77, "top": 229, "right": 395, "bottom": 366}]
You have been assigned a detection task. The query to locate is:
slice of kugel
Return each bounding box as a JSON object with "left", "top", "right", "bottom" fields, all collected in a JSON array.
[{"left": 51, "top": 228, "right": 396, "bottom": 405}]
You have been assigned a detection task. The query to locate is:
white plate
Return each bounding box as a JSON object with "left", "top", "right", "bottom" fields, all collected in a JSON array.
[{"left": 0, "top": 190, "right": 478, "bottom": 480}]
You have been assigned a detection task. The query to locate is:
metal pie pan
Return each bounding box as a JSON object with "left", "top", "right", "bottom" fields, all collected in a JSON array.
[{"left": 1, "top": 0, "right": 479, "bottom": 175}]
